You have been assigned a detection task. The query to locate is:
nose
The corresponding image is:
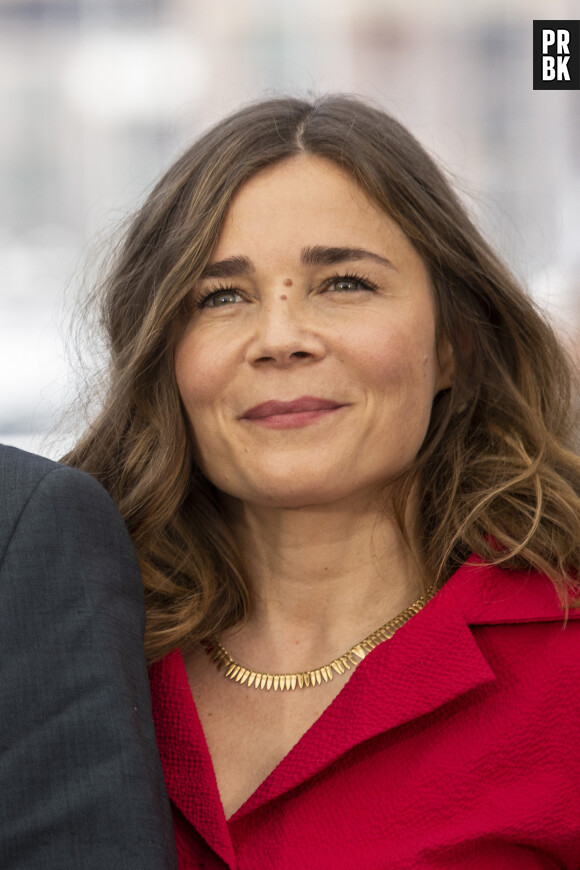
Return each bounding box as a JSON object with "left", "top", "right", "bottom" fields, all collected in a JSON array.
[{"left": 246, "top": 296, "right": 326, "bottom": 367}]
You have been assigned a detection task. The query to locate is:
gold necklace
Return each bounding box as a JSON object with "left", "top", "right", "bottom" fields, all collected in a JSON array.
[{"left": 204, "top": 584, "right": 437, "bottom": 692}]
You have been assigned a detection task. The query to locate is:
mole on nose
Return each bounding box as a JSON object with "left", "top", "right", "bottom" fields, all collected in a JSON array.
[{"left": 283, "top": 278, "right": 293, "bottom": 286}]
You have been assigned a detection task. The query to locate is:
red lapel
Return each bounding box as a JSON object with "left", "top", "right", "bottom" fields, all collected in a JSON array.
[
  {"left": 150, "top": 556, "right": 579, "bottom": 855},
  {"left": 149, "top": 650, "right": 237, "bottom": 868}
]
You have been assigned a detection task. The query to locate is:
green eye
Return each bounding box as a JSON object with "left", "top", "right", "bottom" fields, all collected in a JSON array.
[
  {"left": 333, "top": 278, "right": 362, "bottom": 292},
  {"left": 327, "top": 273, "right": 377, "bottom": 293},
  {"left": 201, "top": 289, "right": 243, "bottom": 307}
]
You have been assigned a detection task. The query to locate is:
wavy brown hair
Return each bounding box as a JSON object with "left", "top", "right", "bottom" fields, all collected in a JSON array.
[{"left": 64, "top": 95, "right": 580, "bottom": 663}]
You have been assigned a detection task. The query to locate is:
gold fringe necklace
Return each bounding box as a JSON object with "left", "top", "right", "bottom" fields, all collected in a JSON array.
[{"left": 204, "top": 583, "right": 437, "bottom": 692}]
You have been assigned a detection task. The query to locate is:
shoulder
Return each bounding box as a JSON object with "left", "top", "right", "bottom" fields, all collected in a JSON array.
[
  {"left": 434, "top": 558, "right": 580, "bottom": 751},
  {"left": 438, "top": 556, "right": 580, "bottom": 716},
  {"left": 0, "top": 443, "right": 61, "bottom": 501},
  {"left": 445, "top": 553, "right": 580, "bottom": 626},
  {"left": 0, "top": 443, "right": 110, "bottom": 514},
  {"left": 0, "top": 445, "right": 137, "bottom": 587}
]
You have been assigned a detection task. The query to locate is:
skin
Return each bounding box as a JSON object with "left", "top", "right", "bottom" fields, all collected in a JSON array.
[{"left": 175, "top": 154, "right": 454, "bottom": 818}]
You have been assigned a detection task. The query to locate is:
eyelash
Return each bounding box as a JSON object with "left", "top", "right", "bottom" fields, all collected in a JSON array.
[
  {"left": 322, "top": 271, "right": 378, "bottom": 294},
  {"left": 195, "top": 284, "right": 242, "bottom": 308},
  {"left": 195, "top": 271, "right": 378, "bottom": 309}
]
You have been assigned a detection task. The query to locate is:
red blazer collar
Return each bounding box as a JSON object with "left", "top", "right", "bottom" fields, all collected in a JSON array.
[
  {"left": 149, "top": 557, "right": 579, "bottom": 862},
  {"left": 449, "top": 553, "right": 580, "bottom": 625},
  {"left": 236, "top": 576, "right": 495, "bottom": 819}
]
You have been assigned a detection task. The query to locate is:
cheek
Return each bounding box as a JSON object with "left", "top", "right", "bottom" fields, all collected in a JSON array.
[
  {"left": 357, "top": 322, "right": 438, "bottom": 399},
  {"left": 174, "top": 332, "right": 228, "bottom": 411},
  {"left": 360, "top": 327, "right": 440, "bottom": 470},
  {"left": 174, "top": 336, "right": 233, "bottom": 478}
]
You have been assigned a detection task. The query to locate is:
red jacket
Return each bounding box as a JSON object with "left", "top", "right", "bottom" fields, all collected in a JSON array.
[{"left": 149, "top": 556, "right": 580, "bottom": 869}]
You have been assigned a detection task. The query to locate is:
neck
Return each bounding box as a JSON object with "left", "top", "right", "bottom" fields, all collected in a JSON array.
[{"left": 220, "top": 493, "right": 423, "bottom": 673}]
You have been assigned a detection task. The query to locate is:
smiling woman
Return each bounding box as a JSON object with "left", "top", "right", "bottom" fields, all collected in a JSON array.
[
  {"left": 175, "top": 155, "right": 452, "bottom": 510},
  {"left": 65, "top": 96, "right": 580, "bottom": 869}
]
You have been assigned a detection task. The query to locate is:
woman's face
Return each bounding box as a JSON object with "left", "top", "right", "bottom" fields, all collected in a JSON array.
[{"left": 175, "top": 155, "right": 453, "bottom": 509}]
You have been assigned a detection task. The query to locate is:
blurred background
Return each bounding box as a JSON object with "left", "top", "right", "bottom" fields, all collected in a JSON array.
[{"left": 1, "top": 0, "right": 579, "bottom": 458}]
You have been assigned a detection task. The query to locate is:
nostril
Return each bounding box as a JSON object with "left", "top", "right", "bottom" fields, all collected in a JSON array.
[{"left": 291, "top": 351, "right": 309, "bottom": 359}]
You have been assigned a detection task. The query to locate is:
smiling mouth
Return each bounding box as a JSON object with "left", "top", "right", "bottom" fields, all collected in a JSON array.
[{"left": 241, "top": 396, "right": 347, "bottom": 429}]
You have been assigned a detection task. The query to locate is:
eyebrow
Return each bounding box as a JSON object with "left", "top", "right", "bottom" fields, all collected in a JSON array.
[
  {"left": 199, "top": 245, "right": 394, "bottom": 279},
  {"left": 300, "top": 245, "right": 395, "bottom": 270},
  {"left": 200, "top": 256, "right": 253, "bottom": 279}
]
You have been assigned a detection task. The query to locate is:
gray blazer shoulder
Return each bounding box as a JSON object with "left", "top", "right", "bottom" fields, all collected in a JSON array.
[
  {"left": 0, "top": 444, "right": 129, "bottom": 566},
  {"left": 0, "top": 445, "right": 176, "bottom": 869}
]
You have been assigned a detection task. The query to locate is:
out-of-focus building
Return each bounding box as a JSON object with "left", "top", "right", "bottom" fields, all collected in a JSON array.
[{"left": 0, "top": 0, "right": 578, "bottom": 454}]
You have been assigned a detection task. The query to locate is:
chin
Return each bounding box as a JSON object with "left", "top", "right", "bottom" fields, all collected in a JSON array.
[
  {"left": 204, "top": 458, "right": 403, "bottom": 511},
  {"left": 253, "top": 491, "right": 335, "bottom": 510},
  {"left": 228, "top": 473, "right": 385, "bottom": 512},
  {"left": 211, "top": 471, "right": 342, "bottom": 510}
]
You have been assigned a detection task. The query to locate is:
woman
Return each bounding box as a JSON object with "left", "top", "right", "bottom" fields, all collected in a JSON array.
[{"left": 66, "top": 96, "right": 580, "bottom": 869}]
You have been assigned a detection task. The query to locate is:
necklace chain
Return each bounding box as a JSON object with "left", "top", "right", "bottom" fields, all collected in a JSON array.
[{"left": 204, "top": 583, "right": 437, "bottom": 692}]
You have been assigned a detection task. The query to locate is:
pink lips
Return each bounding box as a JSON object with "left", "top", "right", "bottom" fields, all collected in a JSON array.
[{"left": 242, "top": 396, "right": 346, "bottom": 429}]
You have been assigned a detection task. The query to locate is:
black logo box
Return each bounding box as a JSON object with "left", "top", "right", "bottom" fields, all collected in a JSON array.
[{"left": 533, "top": 20, "right": 580, "bottom": 90}]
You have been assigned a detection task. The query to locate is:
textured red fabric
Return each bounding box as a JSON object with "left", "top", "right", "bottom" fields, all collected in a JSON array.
[{"left": 149, "top": 557, "right": 580, "bottom": 869}]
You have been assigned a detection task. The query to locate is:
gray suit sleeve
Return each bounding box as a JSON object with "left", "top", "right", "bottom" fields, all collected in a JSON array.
[{"left": 0, "top": 459, "right": 176, "bottom": 869}]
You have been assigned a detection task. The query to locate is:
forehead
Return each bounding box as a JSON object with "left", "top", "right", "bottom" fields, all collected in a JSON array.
[{"left": 211, "top": 154, "right": 412, "bottom": 265}]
